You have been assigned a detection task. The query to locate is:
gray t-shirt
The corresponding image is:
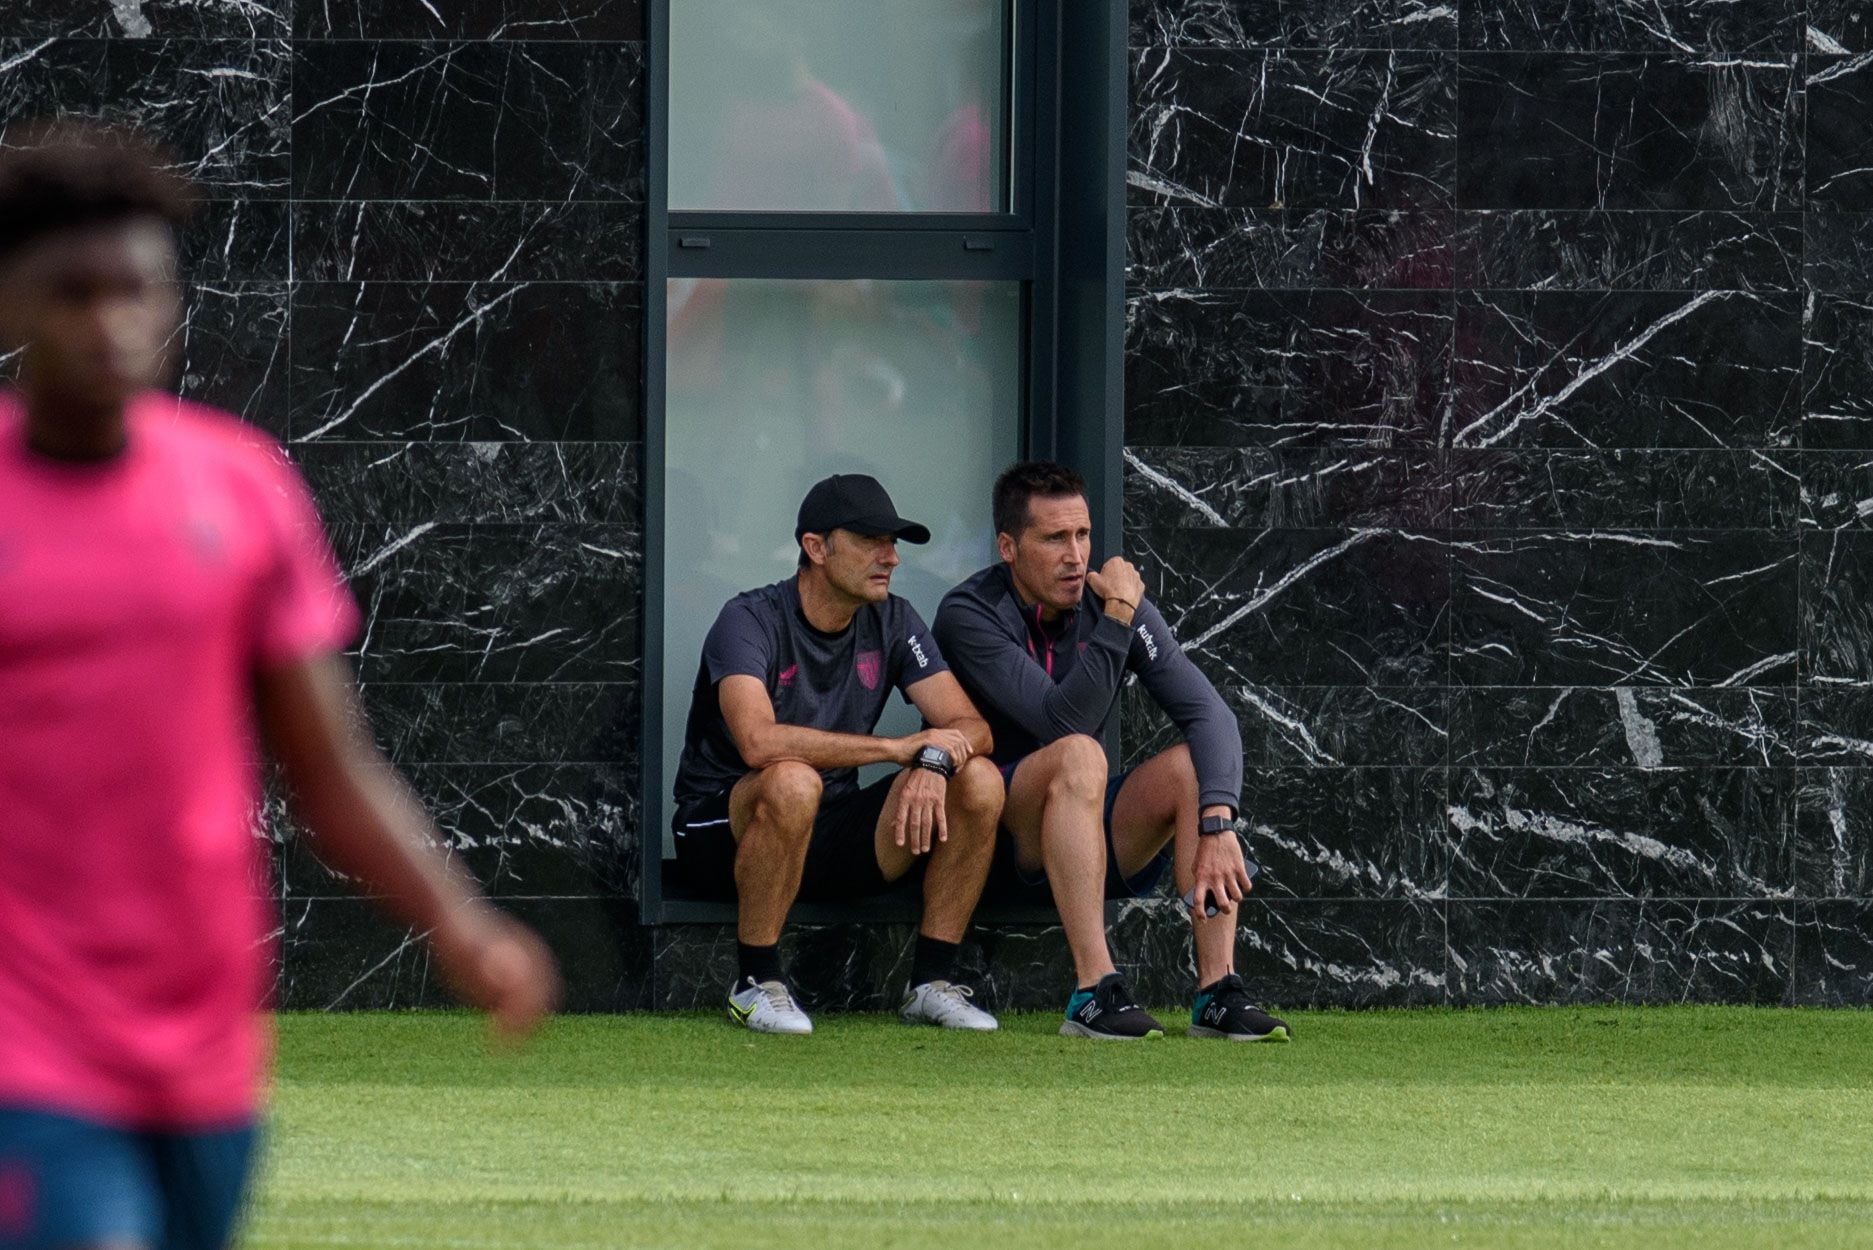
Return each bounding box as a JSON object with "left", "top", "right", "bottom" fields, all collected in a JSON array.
[{"left": 673, "top": 577, "right": 949, "bottom": 809}]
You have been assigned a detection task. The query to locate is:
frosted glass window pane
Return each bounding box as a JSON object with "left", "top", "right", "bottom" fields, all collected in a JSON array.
[
  {"left": 663, "top": 279, "right": 1022, "bottom": 845},
  {"left": 669, "top": 0, "right": 1010, "bottom": 213}
]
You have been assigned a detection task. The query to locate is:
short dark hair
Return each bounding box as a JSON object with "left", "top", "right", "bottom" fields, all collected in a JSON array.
[
  {"left": 993, "top": 460, "right": 1087, "bottom": 539},
  {"left": 0, "top": 119, "right": 193, "bottom": 263}
]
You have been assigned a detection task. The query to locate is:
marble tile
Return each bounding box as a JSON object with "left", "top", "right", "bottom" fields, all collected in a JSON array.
[
  {"left": 1453, "top": 210, "right": 1802, "bottom": 292},
  {"left": 1794, "top": 768, "right": 1873, "bottom": 897},
  {"left": 277, "top": 895, "right": 649, "bottom": 1012},
  {"left": 0, "top": 0, "right": 287, "bottom": 38},
  {"left": 1235, "top": 898, "right": 1448, "bottom": 1008},
  {"left": 1809, "top": 53, "right": 1873, "bottom": 210},
  {"left": 1125, "top": 446, "right": 1447, "bottom": 529},
  {"left": 1460, "top": 1, "right": 1799, "bottom": 53},
  {"left": 1122, "top": 682, "right": 1447, "bottom": 770},
  {"left": 1799, "top": 688, "right": 1873, "bottom": 767},
  {"left": 1452, "top": 530, "right": 1798, "bottom": 687},
  {"left": 297, "top": 0, "right": 642, "bottom": 41},
  {"left": 1450, "top": 449, "right": 1800, "bottom": 529},
  {"left": 278, "top": 762, "right": 639, "bottom": 900},
  {"left": 357, "top": 681, "right": 636, "bottom": 766},
  {"left": 1451, "top": 687, "right": 1797, "bottom": 768},
  {"left": 1134, "top": 526, "right": 1451, "bottom": 686},
  {"left": 172, "top": 282, "right": 290, "bottom": 436},
  {"left": 1808, "top": 5, "right": 1872, "bottom": 55},
  {"left": 1126, "top": 289, "right": 1452, "bottom": 448},
  {"left": 1452, "top": 291, "right": 1802, "bottom": 449},
  {"left": 1129, "top": 48, "right": 1456, "bottom": 210},
  {"left": 275, "top": 895, "right": 447, "bottom": 1010},
  {"left": 289, "top": 282, "right": 642, "bottom": 442},
  {"left": 1801, "top": 530, "right": 1873, "bottom": 684},
  {"left": 1248, "top": 685, "right": 1449, "bottom": 767},
  {"left": 1129, "top": 0, "right": 1457, "bottom": 50},
  {"left": 1127, "top": 207, "right": 1455, "bottom": 290},
  {"left": 294, "top": 441, "right": 639, "bottom": 526},
  {"left": 0, "top": 38, "right": 290, "bottom": 199},
  {"left": 1790, "top": 902, "right": 1873, "bottom": 1006},
  {"left": 294, "top": 201, "right": 643, "bottom": 283},
  {"left": 1457, "top": 54, "right": 1801, "bottom": 212},
  {"left": 178, "top": 200, "right": 290, "bottom": 282},
  {"left": 1802, "top": 214, "right": 1873, "bottom": 292},
  {"left": 291, "top": 41, "right": 644, "bottom": 200},
  {"left": 1798, "top": 451, "right": 1873, "bottom": 531},
  {"left": 334, "top": 522, "right": 640, "bottom": 683},
  {"left": 1447, "top": 900, "right": 1795, "bottom": 1004},
  {"left": 1448, "top": 767, "right": 1796, "bottom": 898},
  {"left": 1804, "top": 293, "right": 1873, "bottom": 450},
  {"left": 1239, "top": 766, "right": 1449, "bottom": 899}
]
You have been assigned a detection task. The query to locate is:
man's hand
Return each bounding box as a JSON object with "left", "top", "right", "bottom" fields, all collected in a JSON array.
[
  {"left": 890, "top": 767, "right": 950, "bottom": 855},
  {"left": 431, "top": 904, "right": 562, "bottom": 1047},
  {"left": 897, "top": 726, "right": 973, "bottom": 768},
  {"left": 1085, "top": 556, "right": 1147, "bottom": 624},
  {"left": 1190, "top": 825, "right": 1254, "bottom": 922}
]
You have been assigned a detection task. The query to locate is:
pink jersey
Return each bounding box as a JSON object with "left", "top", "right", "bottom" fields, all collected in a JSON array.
[{"left": 0, "top": 391, "right": 358, "bottom": 1129}]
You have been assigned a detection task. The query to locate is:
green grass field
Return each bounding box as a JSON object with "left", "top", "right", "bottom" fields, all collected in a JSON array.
[{"left": 248, "top": 1008, "right": 1873, "bottom": 1249}]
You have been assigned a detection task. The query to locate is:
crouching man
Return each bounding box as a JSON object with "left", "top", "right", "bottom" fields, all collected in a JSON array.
[
  {"left": 673, "top": 474, "right": 1003, "bottom": 1034},
  {"left": 935, "top": 461, "right": 1289, "bottom": 1042}
]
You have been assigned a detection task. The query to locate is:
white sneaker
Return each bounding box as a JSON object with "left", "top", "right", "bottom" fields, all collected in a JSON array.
[
  {"left": 900, "top": 980, "right": 999, "bottom": 1031},
  {"left": 727, "top": 977, "right": 813, "bottom": 1035}
]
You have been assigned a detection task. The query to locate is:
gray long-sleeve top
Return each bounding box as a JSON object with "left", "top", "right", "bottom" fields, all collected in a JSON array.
[{"left": 932, "top": 563, "right": 1244, "bottom": 813}]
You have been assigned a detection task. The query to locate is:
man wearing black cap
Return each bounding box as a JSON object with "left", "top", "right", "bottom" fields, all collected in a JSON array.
[{"left": 672, "top": 474, "right": 1004, "bottom": 1034}]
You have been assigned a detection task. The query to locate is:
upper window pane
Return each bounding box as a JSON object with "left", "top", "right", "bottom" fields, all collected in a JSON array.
[{"left": 668, "top": 0, "right": 1011, "bottom": 213}]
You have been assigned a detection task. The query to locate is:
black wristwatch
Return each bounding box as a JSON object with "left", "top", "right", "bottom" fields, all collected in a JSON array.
[
  {"left": 912, "top": 745, "right": 956, "bottom": 779},
  {"left": 1197, "top": 813, "right": 1235, "bottom": 837}
]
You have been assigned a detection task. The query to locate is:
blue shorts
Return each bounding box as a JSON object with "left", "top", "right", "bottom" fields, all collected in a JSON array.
[
  {"left": 0, "top": 1107, "right": 258, "bottom": 1250},
  {"left": 988, "top": 759, "right": 1174, "bottom": 902}
]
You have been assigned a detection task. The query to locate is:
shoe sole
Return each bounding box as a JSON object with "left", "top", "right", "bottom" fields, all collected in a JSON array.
[
  {"left": 1188, "top": 1024, "right": 1290, "bottom": 1042},
  {"left": 727, "top": 1003, "right": 812, "bottom": 1035},
  {"left": 1060, "top": 1021, "right": 1165, "bottom": 1040},
  {"left": 901, "top": 1015, "right": 999, "bottom": 1030}
]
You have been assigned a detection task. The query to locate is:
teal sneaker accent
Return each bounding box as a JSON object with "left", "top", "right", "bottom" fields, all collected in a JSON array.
[
  {"left": 1065, "top": 988, "right": 1096, "bottom": 1019},
  {"left": 1190, "top": 990, "right": 1215, "bottom": 1027}
]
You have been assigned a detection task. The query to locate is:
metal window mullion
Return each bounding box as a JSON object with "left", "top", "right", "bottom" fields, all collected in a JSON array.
[{"left": 665, "top": 227, "right": 1035, "bottom": 281}]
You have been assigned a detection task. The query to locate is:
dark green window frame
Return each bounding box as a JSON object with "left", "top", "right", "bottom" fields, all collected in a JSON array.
[{"left": 641, "top": 0, "right": 1127, "bottom": 923}]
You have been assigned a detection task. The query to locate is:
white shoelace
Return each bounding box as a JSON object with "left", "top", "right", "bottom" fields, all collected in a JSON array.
[{"left": 754, "top": 980, "right": 798, "bottom": 1012}]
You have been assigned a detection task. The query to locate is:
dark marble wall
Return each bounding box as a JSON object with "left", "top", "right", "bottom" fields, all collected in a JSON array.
[
  {"left": 0, "top": 0, "right": 652, "bottom": 1010},
  {"left": 1126, "top": 0, "right": 1872, "bottom": 1006},
  {"left": 4, "top": 1, "right": 1867, "bottom": 1011}
]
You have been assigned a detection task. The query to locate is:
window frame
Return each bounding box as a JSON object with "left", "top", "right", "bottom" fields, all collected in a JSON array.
[{"left": 641, "top": 0, "right": 1125, "bottom": 923}]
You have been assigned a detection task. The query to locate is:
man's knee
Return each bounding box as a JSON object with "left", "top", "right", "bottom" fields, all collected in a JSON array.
[
  {"left": 1046, "top": 734, "right": 1109, "bottom": 807},
  {"left": 948, "top": 755, "right": 1005, "bottom": 826},
  {"left": 748, "top": 761, "right": 822, "bottom": 833}
]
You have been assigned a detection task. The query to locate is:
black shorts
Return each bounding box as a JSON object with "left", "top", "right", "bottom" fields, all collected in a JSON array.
[
  {"left": 986, "top": 759, "right": 1173, "bottom": 903},
  {"left": 670, "top": 772, "right": 903, "bottom": 903}
]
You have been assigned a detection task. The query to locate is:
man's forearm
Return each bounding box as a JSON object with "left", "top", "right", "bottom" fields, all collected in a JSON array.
[
  {"left": 935, "top": 714, "right": 992, "bottom": 759},
  {"left": 738, "top": 722, "right": 909, "bottom": 771}
]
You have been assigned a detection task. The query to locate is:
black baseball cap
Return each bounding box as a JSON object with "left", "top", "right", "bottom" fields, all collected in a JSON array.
[{"left": 795, "top": 473, "right": 931, "bottom": 545}]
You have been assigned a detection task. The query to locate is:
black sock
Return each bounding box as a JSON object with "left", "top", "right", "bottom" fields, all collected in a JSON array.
[
  {"left": 738, "top": 942, "right": 783, "bottom": 985},
  {"left": 910, "top": 935, "right": 960, "bottom": 986}
]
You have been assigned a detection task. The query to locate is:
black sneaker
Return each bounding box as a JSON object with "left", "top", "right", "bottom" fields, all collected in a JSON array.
[
  {"left": 1189, "top": 973, "right": 1290, "bottom": 1042},
  {"left": 1060, "top": 972, "right": 1164, "bottom": 1040}
]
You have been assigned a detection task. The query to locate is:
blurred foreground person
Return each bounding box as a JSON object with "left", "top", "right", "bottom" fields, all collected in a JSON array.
[{"left": 0, "top": 122, "right": 559, "bottom": 1250}]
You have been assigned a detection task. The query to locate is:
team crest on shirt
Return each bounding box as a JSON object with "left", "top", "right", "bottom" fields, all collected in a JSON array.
[
  {"left": 178, "top": 512, "right": 227, "bottom": 564},
  {"left": 855, "top": 649, "right": 883, "bottom": 691}
]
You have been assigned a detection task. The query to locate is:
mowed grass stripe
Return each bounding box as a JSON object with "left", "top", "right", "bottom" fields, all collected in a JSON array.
[{"left": 247, "top": 1009, "right": 1873, "bottom": 1249}]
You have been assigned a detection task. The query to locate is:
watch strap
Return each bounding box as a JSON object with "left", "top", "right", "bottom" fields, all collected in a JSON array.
[{"left": 1197, "top": 813, "right": 1234, "bottom": 837}]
